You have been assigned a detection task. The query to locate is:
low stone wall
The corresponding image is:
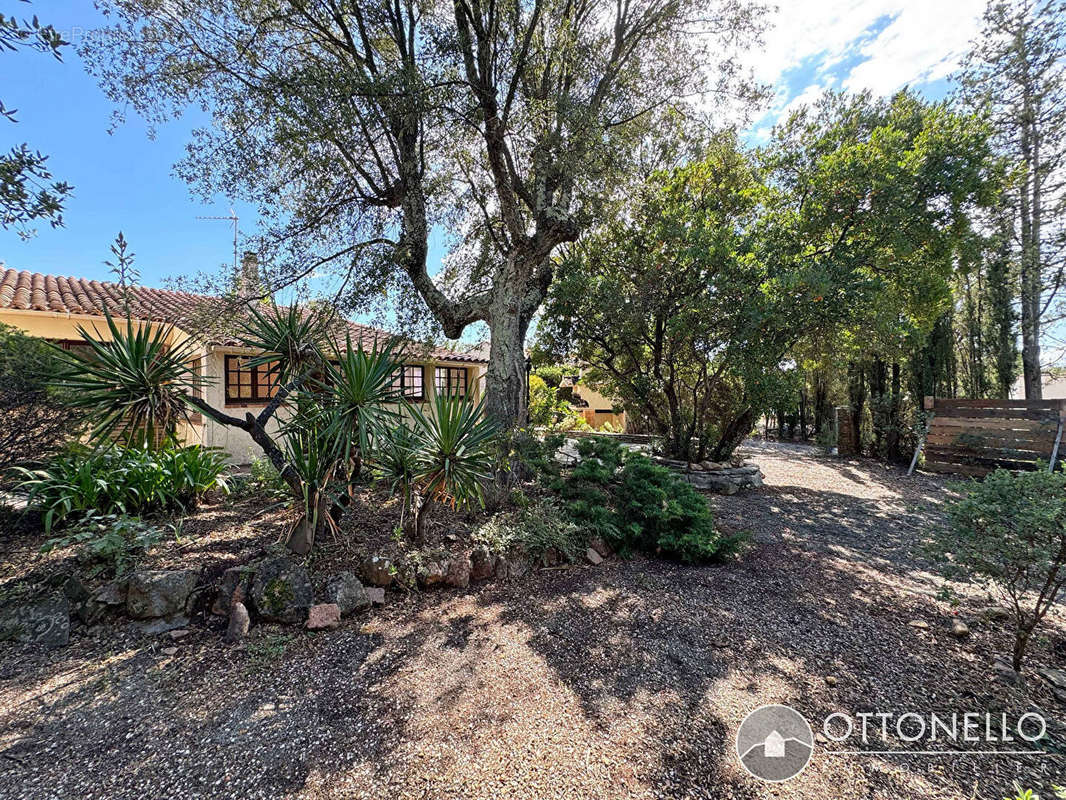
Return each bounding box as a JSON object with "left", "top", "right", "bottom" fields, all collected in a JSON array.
[{"left": 652, "top": 457, "right": 764, "bottom": 495}]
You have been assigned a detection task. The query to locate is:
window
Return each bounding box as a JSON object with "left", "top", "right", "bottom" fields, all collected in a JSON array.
[
  {"left": 391, "top": 364, "right": 424, "bottom": 401},
  {"left": 225, "top": 355, "right": 280, "bottom": 404},
  {"left": 435, "top": 366, "right": 468, "bottom": 397}
]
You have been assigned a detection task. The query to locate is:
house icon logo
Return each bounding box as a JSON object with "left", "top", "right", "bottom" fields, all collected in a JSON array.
[{"left": 736, "top": 705, "right": 814, "bottom": 782}]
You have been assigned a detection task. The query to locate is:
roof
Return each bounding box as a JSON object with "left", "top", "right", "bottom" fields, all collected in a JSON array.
[{"left": 0, "top": 268, "right": 487, "bottom": 364}]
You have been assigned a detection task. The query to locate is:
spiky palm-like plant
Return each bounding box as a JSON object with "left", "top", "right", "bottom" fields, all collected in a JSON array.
[
  {"left": 327, "top": 336, "right": 405, "bottom": 483},
  {"left": 378, "top": 392, "right": 498, "bottom": 542},
  {"left": 55, "top": 309, "right": 200, "bottom": 447}
]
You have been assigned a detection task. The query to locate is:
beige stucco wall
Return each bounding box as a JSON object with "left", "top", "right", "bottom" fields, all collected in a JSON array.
[{"left": 569, "top": 381, "right": 626, "bottom": 430}]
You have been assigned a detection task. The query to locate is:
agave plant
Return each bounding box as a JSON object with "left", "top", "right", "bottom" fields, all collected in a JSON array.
[{"left": 54, "top": 310, "right": 199, "bottom": 447}]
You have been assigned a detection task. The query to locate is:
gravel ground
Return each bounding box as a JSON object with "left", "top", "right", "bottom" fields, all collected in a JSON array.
[{"left": 1, "top": 441, "right": 1064, "bottom": 799}]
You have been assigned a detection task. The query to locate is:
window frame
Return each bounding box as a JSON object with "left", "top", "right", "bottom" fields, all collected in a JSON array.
[
  {"left": 434, "top": 366, "right": 468, "bottom": 398},
  {"left": 224, "top": 354, "right": 281, "bottom": 406},
  {"left": 391, "top": 364, "right": 425, "bottom": 402}
]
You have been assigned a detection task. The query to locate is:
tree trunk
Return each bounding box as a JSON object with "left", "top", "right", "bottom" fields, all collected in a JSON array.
[
  {"left": 485, "top": 279, "right": 531, "bottom": 429},
  {"left": 1019, "top": 91, "right": 1043, "bottom": 400},
  {"left": 847, "top": 361, "right": 866, "bottom": 456}
]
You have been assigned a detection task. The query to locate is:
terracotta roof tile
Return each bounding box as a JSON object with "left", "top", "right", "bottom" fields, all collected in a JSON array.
[{"left": 0, "top": 268, "right": 487, "bottom": 364}]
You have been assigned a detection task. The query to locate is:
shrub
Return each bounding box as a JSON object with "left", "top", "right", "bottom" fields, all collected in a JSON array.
[
  {"left": 930, "top": 468, "right": 1066, "bottom": 671},
  {"left": 553, "top": 436, "right": 741, "bottom": 562},
  {"left": 473, "top": 498, "right": 587, "bottom": 562},
  {"left": 0, "top": 323, "right": 81, "bottom": 484},
  {"left": 18, "top": 444, "right": 229, "bottom": 531},
  {"left": 41, "top": 512, "right": 178, "bottom": 577},
  {"left": 247, "top": 456, "right": 290, "bottom": 499}
]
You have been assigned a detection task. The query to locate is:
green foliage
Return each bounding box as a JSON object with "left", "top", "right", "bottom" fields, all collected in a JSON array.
[
  {"left": 552, "top": 437, "right": 740, "bottom": 563},
  {"left": 930, "top": 469, "right": 1066, "bottom": 670},
  {"left": 616, "top": 457, "right": 747, "bottom": 563},
  {"left": 53, "top": 309, "right": 201, "bottom": 447},
  {"left": 472, "top": 498, "right": 587, "bottom": 562},
  {"left": 1003, "top": 783, "right": 1066, "bottom": 800},
  {"left": 528, "top": 374, "right": 586, "bottom": 431},
  {"left": 533, "top": 365, "right": 564, "bottom": 389},
  {"left": 246, "top": 456, "right": 290, "bottom": 499},
  {"left": 0, "top": 323, "right": 81, "bottom": 483},
  {"left": 41, "top": 512, "right": 178, "bottom": 578},
  {"left": 0, "top": 4, "right": 70, "bottom": 238},
  {"left": 17, "top": 444, "right": 229, "bottom": 532},
  {"left": 376, "top": 392, "right": 499, "bottom": 541}
]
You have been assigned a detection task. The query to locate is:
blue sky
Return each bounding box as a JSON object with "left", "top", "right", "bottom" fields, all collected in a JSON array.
[{"left": 1, "top": 0, "right": 986, "bottom": 324}]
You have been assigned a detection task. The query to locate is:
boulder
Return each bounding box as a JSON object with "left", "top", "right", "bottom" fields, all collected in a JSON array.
[
  {"left": 588, "top": 537, "right": 613, "bottom": 559},
  {"left": 212, "top": 566, "right": 253, "bottom": 616},
  {"left": 126, "top": 569, "right": 199, "bottom": 619},
  {"left": 224, "top": 601, "right": 250, "bottom": 644},
  {"left": 495, "top": 551, "right": 531, "bottom": 580},
  {"left": 444, "top": 555, "right": 471, "bottom": 589},
  {"left": 469, "top": 546, "right": 495, "bottom": 581},
  {"left": 0, "top": 594, "right": 69, "bottom": 648},
  {"left": 306, "top": 603, "right": 341, "bottom": 630},
  {"left": 418, "top": 560, "right": 446, "bottom": 588},
  {"left": 324, "top": 572, "right": 371, "bottom": 616},
  {"left": 366, "top": 587, "right": 386, "bottom": 606},
  {"left": 94, "top": 580, "right": 127, "bottom": 607},
  {"left": 951, "top": 620, "right": 970, "bottom": 638},
  {"left": 249, "top": 557, "right": 313, "bottom": 624},
  {"left": 585, "top": 547, "right": 604, "bottom": 566},
  {"left": 360, "top": 556, "right": 395, "bottom": 587},
  {"left": 63, "top": 576, "right": 107, "bottom": 626},
  {"left": 541, "top": 547, "right": 564, "bottom": 568}
]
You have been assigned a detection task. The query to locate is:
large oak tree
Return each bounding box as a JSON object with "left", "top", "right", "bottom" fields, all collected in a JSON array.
[{"left": 85, "top": 0, "right": 764, "bottom": 426}]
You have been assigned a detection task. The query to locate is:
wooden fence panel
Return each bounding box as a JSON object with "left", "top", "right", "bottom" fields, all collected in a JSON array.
[{"left": 921, "top": 397, "right": 1065, "bottom": 477}]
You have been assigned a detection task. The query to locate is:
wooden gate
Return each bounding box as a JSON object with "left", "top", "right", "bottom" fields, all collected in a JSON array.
[{"left": 922, "top": 397, "right": 1066, "bottom": 477}]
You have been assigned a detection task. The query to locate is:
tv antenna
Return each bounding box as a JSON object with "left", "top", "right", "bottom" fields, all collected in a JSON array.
[{"left": 196, "top": 209, "right": 239, "bottom": 273}]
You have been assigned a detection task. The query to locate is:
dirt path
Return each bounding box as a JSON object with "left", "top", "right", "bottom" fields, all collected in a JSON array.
[{"left": 1, "top": 442, "right": 1063, "bottom": 799}]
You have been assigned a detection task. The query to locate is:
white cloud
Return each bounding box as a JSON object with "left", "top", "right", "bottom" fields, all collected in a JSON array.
[{"left": 745, "top": 0, "right": 986, "bottom": 123}]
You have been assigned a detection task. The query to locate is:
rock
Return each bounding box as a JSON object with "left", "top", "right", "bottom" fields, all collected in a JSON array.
[
  {"left": 588, "top": 537, "right": 613, "bottom": 559},
  {"left": 168, "top": 629, "right": 190, "bottom": 640},
  {"left": 982, "top": 606, "right": 1010, "bottom": 622},
  {"left": 700, "top": 460, "right": 716, "bottom": 470},
  {"left": 224, "top": 601, "right": 250, "bottom": 644},
  {"left": 418, "top": 560, "right": 446, "bottom": 588},
  {"left": 495, "top": 552, "right": 531, "bottom": 580},
  {"left": 324, "top": 572, "right": 371, "bottom": 616},
  {"left": 63, "top": 576, "right": 106, "bottom": 625},
  {"left": 0, "top": 594, "right": 69, "bottom": 648},
  {"left": 1039, "top": 668, "right": 1066, "bottom": 691},
  {"left": 721, "top": 482, "right": 739, "bottom": 496},
  {"left": 134, "top": 614, "right": 190, "bottom": 636},
  {"left": 444, "top": 555, "right": 471, "bottom": 589},
  {"left": 907, "top": 620, "right": 929, "bottom": 630},
  {"left": 360, "top": 556, "right": 395, "bottom": 587},
  {"left": 951, "top": 620, "right": 970, "bottom": 638},
  {"left": 306, "top": 603, "right": 341, "bottom": 631},
  {"left": 250, "top": 557, "right": 313, "bottom": 624},
  {"left": 126, "top": 569, "right": 199, "bottom": 619},
  {"left": 94, "top": 580, "right": 127, "bottom": 607},
  {"left": 212, "top": 566, "right": 253, "bottom": 616},
  {"left": 824, "top": 676, "right": 838, "bottom": 687},
  {"left": 687, "top": 463, "right": 699, "bottom": 472},
  {"left": 586, "top": 547, "right": 604, "bottom": 566},
  {"left": 470, "top": 546, "right": 495, "bottom": 581},
  {"left": 161, "top": 646, "right": 178, "bottom": 656},
  {"left": 366, "top": 587, "right": 385, "bottom": 606},
  {"left": 993, "top": 657, "right": 1024, "bottom": 687},
  {"left": 541, "top": 547, "right": 564, "bottom": 568}
]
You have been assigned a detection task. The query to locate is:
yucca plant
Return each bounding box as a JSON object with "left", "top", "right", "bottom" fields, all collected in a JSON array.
[
  {"left": 378, "top": 392, "right": 498, "bottom": 542},
  {"left": 326, "top": 335, "right": 405, "bottom": 483},
  {"left": 54, "top": 309, "right": 199, "bottom": 447},
  {"left": 279, "top": 407, "right": 346, "bottom": 554},
  {"left": 238, "top": 302, "right": 331, "bottom": 385}
]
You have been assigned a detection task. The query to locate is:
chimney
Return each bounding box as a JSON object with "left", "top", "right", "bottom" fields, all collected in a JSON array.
[{"left": 237, "top": 251, "right": 263, "bottom": 299}]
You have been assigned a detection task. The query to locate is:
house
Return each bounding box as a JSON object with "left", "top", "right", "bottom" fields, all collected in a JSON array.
[{"left": 0, "top": 264, "right": 487, "bottom": 463}]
